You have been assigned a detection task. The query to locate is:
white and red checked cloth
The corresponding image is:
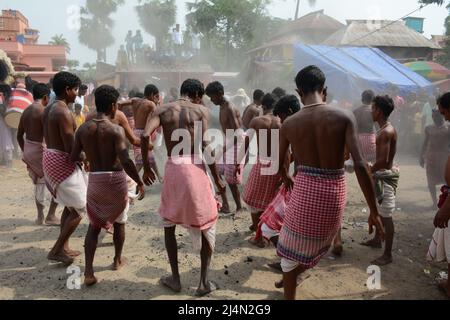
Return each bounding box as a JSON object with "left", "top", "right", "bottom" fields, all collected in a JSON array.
[
  {"left": 358, "top": 133, "right": 376, "bottom": 164},
  {"left": 133, "top": 128, "right": 158, "bottom": 167},
  {"left": 23, "top": 139, "right": 45, "bottom": 184},
  {"left": 160, "top": 155, "right": 218, "bottom": 230},
  {"left": 43, "top": 149, "right": 76, "bottom": 198},
  {"left": 255, "top": 186, "right": 291, "bottom": 240},
  {"left": 243, "top": 158, "right": 281, "bottom": 211},
  {"left": 277, "top": 166, "right": 347, "bottom": 269},
  {"left": 427, "top": 186, "right": 450, "bottom": 262},
  {"left": 87, "top": 170, "right": 129, "bottom": 230}
]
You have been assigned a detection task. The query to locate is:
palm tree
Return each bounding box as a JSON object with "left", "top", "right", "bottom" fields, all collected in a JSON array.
[
  {"left": 49, "top": 34, "right": 71, "bottom": 54},
  {"left": 295, "top": 0, "right": 317, "bottom": 20},
  {"left": 78, "top": 0, "right": 124, "bottom": 62},
  {"left": 66, "top": 59, "right": 80, "bottom": 71}
]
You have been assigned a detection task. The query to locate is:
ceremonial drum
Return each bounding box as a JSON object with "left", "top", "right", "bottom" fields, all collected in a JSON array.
[{"left": 4, "top": 88, "right": 33, "bottom": 129}]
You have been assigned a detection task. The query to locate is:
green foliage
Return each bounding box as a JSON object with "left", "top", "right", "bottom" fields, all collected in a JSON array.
[
  {"left": 78, "top": 0, "right": 124, "bottom": 61},
  {"left": 49, "top": 34, "right": 71, "bottom": 54},
  {"left": 135, "top": 0, "right": 177, "bottom": 51},
  {"left": 422, "top": 0, "right": 450, "bottom": 67},
  {"left": 186, "top": 0, "right": 284, "bottom": 69},
  {"left": 66, "top": 59, "right": 80, "bottom": 71}
]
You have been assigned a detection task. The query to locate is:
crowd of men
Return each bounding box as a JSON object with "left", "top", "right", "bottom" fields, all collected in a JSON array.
[{"left": 0, "top": 65, "right": 449, "bottom": 300}]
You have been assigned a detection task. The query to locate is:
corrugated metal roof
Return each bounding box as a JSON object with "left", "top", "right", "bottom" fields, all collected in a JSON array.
[{"left": 323, "top": 20, "right": 441, "bottom": 49}]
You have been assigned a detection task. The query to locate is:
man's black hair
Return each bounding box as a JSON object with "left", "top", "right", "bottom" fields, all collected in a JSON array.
[
  {"left": 274, "top": 95, "right": 301, "bottom": 117},
  {"left": 53, "top": 71, "right": 81, "bottom": 97},
  {"left": 437, "top": 92, "right": 450, "bottom": 110},
  {"left": 128, "top": 89, "right": 136, "bottom": 98},
  {"left": 180, "top": 79, "right": 205, "bottom": 99},
  {"left": 0, "top": 84, "right": 11, "bottom": 101},
  {"left": 295, "top": 65, "right": 326, "bottom": 95},
  {"left": 205, "top": 81, "right": 224, "bottom": 96},
  {"left": 135, "top": 92, "right": 145, "bottom": 99},
  {"left": 95, "top": 85, "right": 119, "bottom": 113},
  {"left": 272, "top": 87, "right": 286, "bottom": 99},
  {"left": 144, "top": 84, "right": 159, "bottom": 97},
  {"left": 261, "top": 93, "right": 277, "bottom": 111},
  {"left": 33, "top": 83, "right": 51, "bottom": 100},
  {"left": 362, "top": 90, "right": 375, "bottom": 105},
  {"left": 79, "top": 84, "right": 88, "bottom": 91},
  {"left": 253, "top": 89, "right": 265, "bottom": 102},
  {"left": 373, "top": 95, "right": 395, "bottom": 119}
]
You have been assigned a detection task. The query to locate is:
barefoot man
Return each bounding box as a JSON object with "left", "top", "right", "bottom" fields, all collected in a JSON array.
[
  {"left": 421, "top": 109, "right": 450, "bottom": 208},
  {"left": 71, "top": 85, "right": 145, "bottom": 286},
  {"left": 17, "top": 83, "right": 59, "bottom": 226},
  {"left": 242, "top": 89, "right": 264, "bottom": 130},
  {"left": 427, "top": 92, "right": 450, "bottom": 300},
  {"left": 277, "top": 66, "right": 384, "bottom": 300},
  {"left": 242, "top": 93, "right": 281, "bottom": 236},
  {"left": 119, "top": 84, "right": 162, "bottom": 181},
  {"left": 362, "top": 96, "right": 399, "bottom": 266},
  {"left": 43, "top": 71, "right": 87, "bottom": 265},
  {"left": 206, "top": 81, "right": 245, "bottom": 215},
  {"left": 141, "top": 79, "right": 225, "bottom": 297},
  {"left": 353, "top": 90, "right": 377, "bottom": 164},
  {"left": 252, "top": 95, "right": 300, "bottom": 250}
]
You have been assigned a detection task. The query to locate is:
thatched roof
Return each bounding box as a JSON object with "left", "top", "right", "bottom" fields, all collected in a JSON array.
[
  {"left": 271, "top": 10, "right": 344, "bottom": 39},
  {"left": 247, "top": 10, "right": 344, "bottom": 54},
  {"left": 323, "top": 20, "right": 441, "bottom": 49}
]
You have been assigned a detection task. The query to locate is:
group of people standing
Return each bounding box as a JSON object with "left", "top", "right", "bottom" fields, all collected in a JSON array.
[{"left": 5, "top": 64, "right": 450, "bottom": 300}]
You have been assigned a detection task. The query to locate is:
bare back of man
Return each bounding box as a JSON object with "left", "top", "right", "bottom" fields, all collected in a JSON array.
[
  {"left": 354, "top": 105, "right": 375, "bottom": 135},
  {"left": 76, "top": 120, "right": 125, "bottom": 172},
  {"left": 86, "top": 109, "right": 140, "bottom": 147},
  {"left": 218, "top": 100, "right": 245, "bottom": 213},
  {"left": 142, "top": 85, "right": 225, "bottom": 297},
  {"left": 244, "top": 114, "right": 282, "bottom": 238},
  {"left": 18, "top": 101, "right": 59, "bottom": 226},
  {"left": 74, "top": 113, "right": 144, "bottom": 286},
  {"left": 219, "top": 100, "right": 243, "bottom": 133},
  {"left": 161, "top": 101, "right": 205, "bottom": 154},
  {"left": 132, "top": 98, "right": 156, "bottom": 130},
  {"left": 43, "top": 101, "right": 84, "bottom": 264},
  {"left": 422, "top": 124, "right": 450, "bottom": 207},
  {"left": 21, "top": 102, "right": 45, "bottom": 143},
  {"left": 284, "top": 105, "right": 350, "bottom": 169},
  {"left": 277, "top": 66, "right": 383, "bottom": 301},
  {"left": 242, "top": 103, "right": 262, "bottom": 130},
  {"left": 251, "top": 114, "right": 281, "bottom": 155}
]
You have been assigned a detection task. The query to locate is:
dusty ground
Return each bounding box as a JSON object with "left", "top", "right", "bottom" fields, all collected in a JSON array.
[{"left": 0, "top": 154, "right": 448, "bottom": 300}]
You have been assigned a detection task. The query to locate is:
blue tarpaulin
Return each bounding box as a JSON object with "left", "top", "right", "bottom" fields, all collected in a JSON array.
[{"left": 294, "top": 44, "right": 432, "bottom": 101}]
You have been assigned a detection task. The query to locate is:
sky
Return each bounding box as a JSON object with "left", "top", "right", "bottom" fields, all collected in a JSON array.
[{"left": 2, "top": 0, "right": 449, "bottom": 65}]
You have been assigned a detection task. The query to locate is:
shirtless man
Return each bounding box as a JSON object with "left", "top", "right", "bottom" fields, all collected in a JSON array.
[
  {"left": 427, "top": 92, "right": 450, "bottom": 299},
  {"left": 206, "top": 81, "right": 244, "bottom": 214},
  {"left": 17, "top": 83, "right": 59, "bottom": 226},
  {"left": 119, "top": 84, "right": 161, "bottom": 179},
  {"left": 71, "top": 85, "right": 145, "bottom": 286},
  {"left": 42, "top": 71, "right": 87, "bottom": 265},
  {"left": 242, "top": 89, "right": 264, "bottom": 130},
  {"left": 421, "top": 110, "right": 450, "bottom": 208},
  {"left": 362, "top": 95, "right": 399, "bottom": 266},
  {"left": 86, "top": 108, "right": 140, "bottom": 147},
  {"left": 353, "top": 90, "right": 376, "bottom": 163},
  {"left": 243, "top": 93, "right": 281, "bottom": 235},
  {"left": 141, "top": 79, "right": 225, "bottom": 297},
  {"left": 277, "top": 66, "right": 384, "bottom": 300}
]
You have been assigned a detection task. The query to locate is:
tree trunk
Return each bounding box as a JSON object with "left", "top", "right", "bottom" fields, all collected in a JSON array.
[
  {"left": 97, "top": 49, "right": 102, "bottom": 62},
  {"left": 295, "top": 0, "right": 300, "bottom": 20},
  {"left": 225, "top": 22, "right": 231, "bottom": 69}
]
